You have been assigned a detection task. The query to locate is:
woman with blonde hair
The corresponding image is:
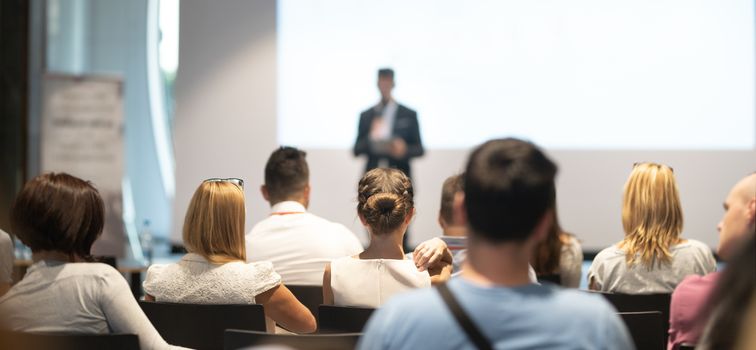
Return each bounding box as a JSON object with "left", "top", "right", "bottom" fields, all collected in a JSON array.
[
  {"left": 322, "top": 168, "right": 452, "bottom": 307},
  {"left": 143, "top": 178, "right": 316, "bottom": 333},
  {"left": 588, "top": 163, "right": 716, "bottom": 293}
]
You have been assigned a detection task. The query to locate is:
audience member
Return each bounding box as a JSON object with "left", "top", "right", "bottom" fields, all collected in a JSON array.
[
  {"left": 667, "top": 173, "right": 755, "bottom": 349},
  {"left": 358, "top": 138, "right": 633, "bottom": 350},
  {"left": 323, "top": 168, "right": 452, "bottom": 307},
  {"left": 531, "top": 186, "right": 583, "bottom": 287},
  {"left": 588, "top": 162, "right": 716, "bottom": 293},
  {"left": 143, "top": 178, "right": 316, "bottom": 333},
  {"left": 0, "top": 173, "right": 185, "bottom": 350},
  {"left": 434, "top": 173, "right": 538, "bottom": 281},
  {"left": 696, "top": 234, "right": 755, "bottom": 350},
  {"left": 0, "top": 229, "right": 13, "bottom": 297},
  {"left": 246, "top": 147, "right": 363, "bottom": 285}
]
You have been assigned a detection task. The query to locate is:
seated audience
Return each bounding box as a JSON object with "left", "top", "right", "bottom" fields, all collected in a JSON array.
[
  {"left": 667, "top": 173, "right": 755, "bottom": 349},
  {"left": 0, "top": 229, "right": 13, "bottom": 296},
  {"left": 588, "top": 162, "right": 716, "bottom": 293},
  {"left": 0, "top": 173, "right": 184, "bottom": 350},
  {"left": 246, "top": 146, "right": 364, "bottom": 285},
  {"left": 696, "top": 234, "right": 755, "bottom": 350},
  {"left": 143, "top": 178, "right": 316, "bottom": 333},
  {"left": 434, "top": 173, "right": 538, "bottom": 281},
  {"left": 358, "top": 138, "right": 632, "bottom": 350},
  {"left": 531, "top": 186, "right": 583, "bottom": 287},
  {"left": 323, "top": 168, "right": 452, "bottom": 307}
]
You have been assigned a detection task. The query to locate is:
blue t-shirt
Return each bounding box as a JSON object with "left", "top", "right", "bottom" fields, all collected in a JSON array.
[{"left": 358, "top": 278, "right": 634, "bottom": 350}]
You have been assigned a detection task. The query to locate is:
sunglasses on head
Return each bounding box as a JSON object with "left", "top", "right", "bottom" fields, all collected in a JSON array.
[
  {"left": 633, "top": 162, "right": 674, "bottom": 173},
  {"left": 203, "top": 178, "right": 244, "bottom": 189}
]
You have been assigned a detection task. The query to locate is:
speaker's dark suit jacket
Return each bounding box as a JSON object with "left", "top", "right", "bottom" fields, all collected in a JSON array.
[{"left": 353, "top": 103, "right": 424, "bottom": 178}]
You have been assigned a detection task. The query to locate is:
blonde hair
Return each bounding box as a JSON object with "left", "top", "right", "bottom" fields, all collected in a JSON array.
[
  {"left": 620, "top": 162, "right": 683, "bottom": 268},
  {"left": 183, "top": 181, "right": 246, "bottom": 263}
]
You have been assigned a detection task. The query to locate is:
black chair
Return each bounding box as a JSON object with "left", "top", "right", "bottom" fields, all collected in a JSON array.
[
  {"left": 224, "top": 329, "right": 361, "bottom": 350},
  {"left": 0, "top": 330, "right": 139, "bottom": 350},
  {"left": 592, "top": 291, "right": 671, "bottom": 341},
  {"left": 287, "top": 285, "right": 324, "bottom": 319},
  {"left": 139, "top": 301, "right": 267, "bottom": 350},
  {"left": 317, "top": 305, "right": 375, "bottom": 333},
  {"left": 92, "top": 255, "right": 117, "bottom": 268},
  {"left": 537, "top": 273, "right": 561, "bottom": 285},
  {"left": 618, "top": 311, "right": 666, "bottom": 350},
  {"left": 678, "top": 344, "right": 696, "bottom": 350}
]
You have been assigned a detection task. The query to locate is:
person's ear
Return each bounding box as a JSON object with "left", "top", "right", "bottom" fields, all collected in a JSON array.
[
  {"left": 260, "top": 185, "right": 270, "bottom": 202},
  {"left": 531, "top": 210, "right": 555, "bottom": 244},
  {"left": 358, "top": 212, "right": 368, "bottom": 226},
  {"left": 404, "top": 207, "right": 416, "bottom": 225},
  {"left": 438, "top": 213, "right": 447, "bottom": 229},
  {"left": 303, "top": 183, "right": 311, "bottom": 207},
  {"left": 747, "top": 197, "right": 756, "bottom": 223},
  {"left": 452, "top": 192, "right": 467, "bottom": 226}
]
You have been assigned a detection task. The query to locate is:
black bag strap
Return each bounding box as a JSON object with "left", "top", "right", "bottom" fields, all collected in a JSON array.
[{"left": 436, "top": 283, "right": 494, "bottom": 350}]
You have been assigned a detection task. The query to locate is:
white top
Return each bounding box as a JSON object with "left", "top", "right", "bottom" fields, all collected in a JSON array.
[
  {"left": 246, "top": 201, "right": 363, "bottom": 286},
  {"left": 143, "top": 253, "right": 281, "bottom": 304},
  {"left": 330, "top": 256, "right": 431, "bottom": 308},
  {"left": 0, "top": 260, "right": 185, "bottom": 350},
  {"left": 588, "top": 239, "right": 716, "bottom": 293},
  {"left": 559, "top": 235, "right": 584, "bottom": 288},
  {"left": 0, "top": 229, "right": 13, "bottom": 283}
]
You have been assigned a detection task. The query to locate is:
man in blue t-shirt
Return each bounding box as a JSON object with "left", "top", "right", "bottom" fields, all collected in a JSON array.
[{"left": 359, "top": 138, "right": 633, "bottom": 350}]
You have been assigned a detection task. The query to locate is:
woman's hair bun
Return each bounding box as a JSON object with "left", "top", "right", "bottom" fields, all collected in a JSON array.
[{"left": 373, "top": 195, "right": 397, "bottom": 214}]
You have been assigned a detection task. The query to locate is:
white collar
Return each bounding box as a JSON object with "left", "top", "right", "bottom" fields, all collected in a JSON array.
[{"left": 269, "top": 201, "right": 307, "bottom": 215}]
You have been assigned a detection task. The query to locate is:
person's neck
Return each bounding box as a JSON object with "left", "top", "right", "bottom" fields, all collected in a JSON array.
[
  {"left": 360, "top": 230, "right": 405, "bottom": 260},
  {"left": 270, "top": 197, "right": 308, "bottom": 210},
  {"left": 32, "top": 250, "right": 84, "bottom": 263},
  {"left": 442, "top": 225, "right": 467, "bottom": 237},
  {"left": 461, "top": 236, "right": 533, "bottom": 287},
  {"left": 380, "top": 97, "right": 393, "bottom": 106}
]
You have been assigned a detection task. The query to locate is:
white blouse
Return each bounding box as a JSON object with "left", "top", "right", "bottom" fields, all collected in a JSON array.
[
  {"left": 143, "top": 253, "right": 281, "bottom": 304},
  {"left": 330, "top": 256, "right": 430, "bottom": 308}
]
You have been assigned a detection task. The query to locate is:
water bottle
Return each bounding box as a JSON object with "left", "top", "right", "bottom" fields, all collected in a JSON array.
[{"left": 140, "top": 220, "right": 153, "bottom": 265}]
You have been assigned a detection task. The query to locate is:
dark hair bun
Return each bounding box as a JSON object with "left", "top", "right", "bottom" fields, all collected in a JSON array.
[
  {"left": 357, "top": 168, "right": 414, "bottom": 235},
  {"left": 373, "top": 195, "right": 397, "bottom": 214}
]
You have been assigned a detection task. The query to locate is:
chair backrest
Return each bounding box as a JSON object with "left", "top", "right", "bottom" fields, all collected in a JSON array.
[
  {"left": 224, "top": 329, "right": 361, "bottom": 350},
  {"left": 287, "top": 285, "right": 324, "bottom": 319},
  {"left": 139, "top": 301, "right": 266, "bottom": 350},
  {"left": 0, "top": 330, "right": 139, "bottom": 350},
  {"left": 678, "top": 344, "right": 696, "bottom": 350},
  {"left": 317, "top": 305, "right": 375, "bottom": 333},
  {"left": 593, "top": 291, "right": 671, "bottom": 340},
  {"left": 618, "top": 311, "right": 665, "bottom": 350},
  {"left": 536, "top": 273, "right": 561, "bottom": 285}
]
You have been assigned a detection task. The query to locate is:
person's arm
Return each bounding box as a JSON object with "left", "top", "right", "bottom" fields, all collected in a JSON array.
[
  {"left": 353, "top": 113, "right": 372, "bottom": 156},
  {"left": 255, "top": 283, "right": 316, "bottom": 333},
  {"left": 100, "top": 269, "right": 187, "bottom": 349},
  {"left": 322, "top": 263, "right": 335, "bottom": 305},
  {"left": 402, "top": 111, "right": 424, "bottom": 159},
  {"left": 428, "top": 261, "right": 452, "bottom": 285},
  {"left": 412, "top": 238, "right": 453, "bottom": 272},
  {"left": 144, "top": 294, "right": 156, "bottom": 301}
]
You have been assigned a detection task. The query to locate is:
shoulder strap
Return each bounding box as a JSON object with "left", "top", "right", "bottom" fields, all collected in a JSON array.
[{"left": 436, "top": 283, "right": 494, "bottom": 350}]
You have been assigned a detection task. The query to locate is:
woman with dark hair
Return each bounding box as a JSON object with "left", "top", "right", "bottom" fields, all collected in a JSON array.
[
  {"left": 531, "top": 188, "right": 583, "bottom": 288},
  {"left": 696, "top": 234, "right": 756, "bottom": 350},
  {"left": 0, "top": 173, "right": 184, "bottom": 350},
  {"left": 322, "top": 168, "right": 452, "bottom": 307}
]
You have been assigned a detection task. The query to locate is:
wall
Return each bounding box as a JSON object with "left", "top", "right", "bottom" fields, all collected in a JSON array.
[{"left": 175, "top": 0, "right": 755, "bottom": 250}]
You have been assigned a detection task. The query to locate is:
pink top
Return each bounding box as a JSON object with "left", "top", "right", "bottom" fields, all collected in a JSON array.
[{"left": 668, "top": 272, "right": 721, "bottom": 350}]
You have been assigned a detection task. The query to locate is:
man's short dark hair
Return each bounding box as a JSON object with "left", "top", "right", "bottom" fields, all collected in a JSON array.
[
  {"left": 11, "top": 172, "right": 104, "bottom": 258},
  {"left": 439, "top": 173, "right": 464, "bottom": 224},
  {"left": 378, "top": 68, "right": 394, "bottom": 80},
  {"left": 264, "top": 146, "right": 309, "bottom": 202},
  {"left": 464, "top": 138, "right": 557, "bottom": 243}
]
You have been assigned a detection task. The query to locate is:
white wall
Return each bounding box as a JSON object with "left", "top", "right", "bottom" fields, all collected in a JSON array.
[{"left": 175, "top": 0, "right": 755, "bottom": 251}]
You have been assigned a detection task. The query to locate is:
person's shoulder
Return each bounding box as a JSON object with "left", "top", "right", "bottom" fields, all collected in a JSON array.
[
  {"left": 592, "top": 244, "right": 624, "bottom": 263},
  {"left": 0, "top": 229, "right": 11, "bottom": 243},
  {"left": 396, "top": 103, "right": 417, "bottom": 115},
  {"left": 379, "top": 285, "right": 441, "bottom": 314},
  {"left": 679, "top": 239, "right": 712, "bottom": 252}
]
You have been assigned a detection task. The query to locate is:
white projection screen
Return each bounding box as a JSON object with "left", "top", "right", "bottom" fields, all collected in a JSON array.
[{"left": 278, "top": 0, "right": 755, "bottom": 149}]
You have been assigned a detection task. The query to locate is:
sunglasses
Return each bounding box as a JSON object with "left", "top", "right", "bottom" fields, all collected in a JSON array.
[
  {"left": 204, "top": 178, "right": 244, "bottom": 189},
  {"left": 633, "top": 162, "right": 674, "bottom": 173}
]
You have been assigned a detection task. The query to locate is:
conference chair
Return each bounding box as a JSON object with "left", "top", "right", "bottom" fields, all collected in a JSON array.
[
  {"left": 317, "top": 305, "right": 375, "bottom": 333},
  {"left": 224, "top": 329, "right": 361, "bottom": 350},
  {"left": 287, "top": 285, "right": 323, "bottom": 319},
  {"left": 679, "top": 344, "right": 696, "bottom": 350},
  {"left": 139, "top": 301, "right": 266, "bottom": 350},
  {"left": 618, "top": 311, "right": 665, "bottom": 350},
  {"left": 0, "top": 330, "right": 139, "bottom": 350},
  {"left": 536, "top": 273, "right": 561, "bottom": 285},
  {"left": 591, "top": 291, "right": 671, "bottom": 340}
]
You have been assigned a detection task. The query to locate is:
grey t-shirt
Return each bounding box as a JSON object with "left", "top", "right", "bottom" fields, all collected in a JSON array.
[
  {"left": 0, "top": 230, "right": 13, "bottom": 284},
  {"left": 0, "top": 260, "right": 186, "bottom": 350},
  {"left": 588, "top": 239, "right": 716, "bottom": 293}
]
